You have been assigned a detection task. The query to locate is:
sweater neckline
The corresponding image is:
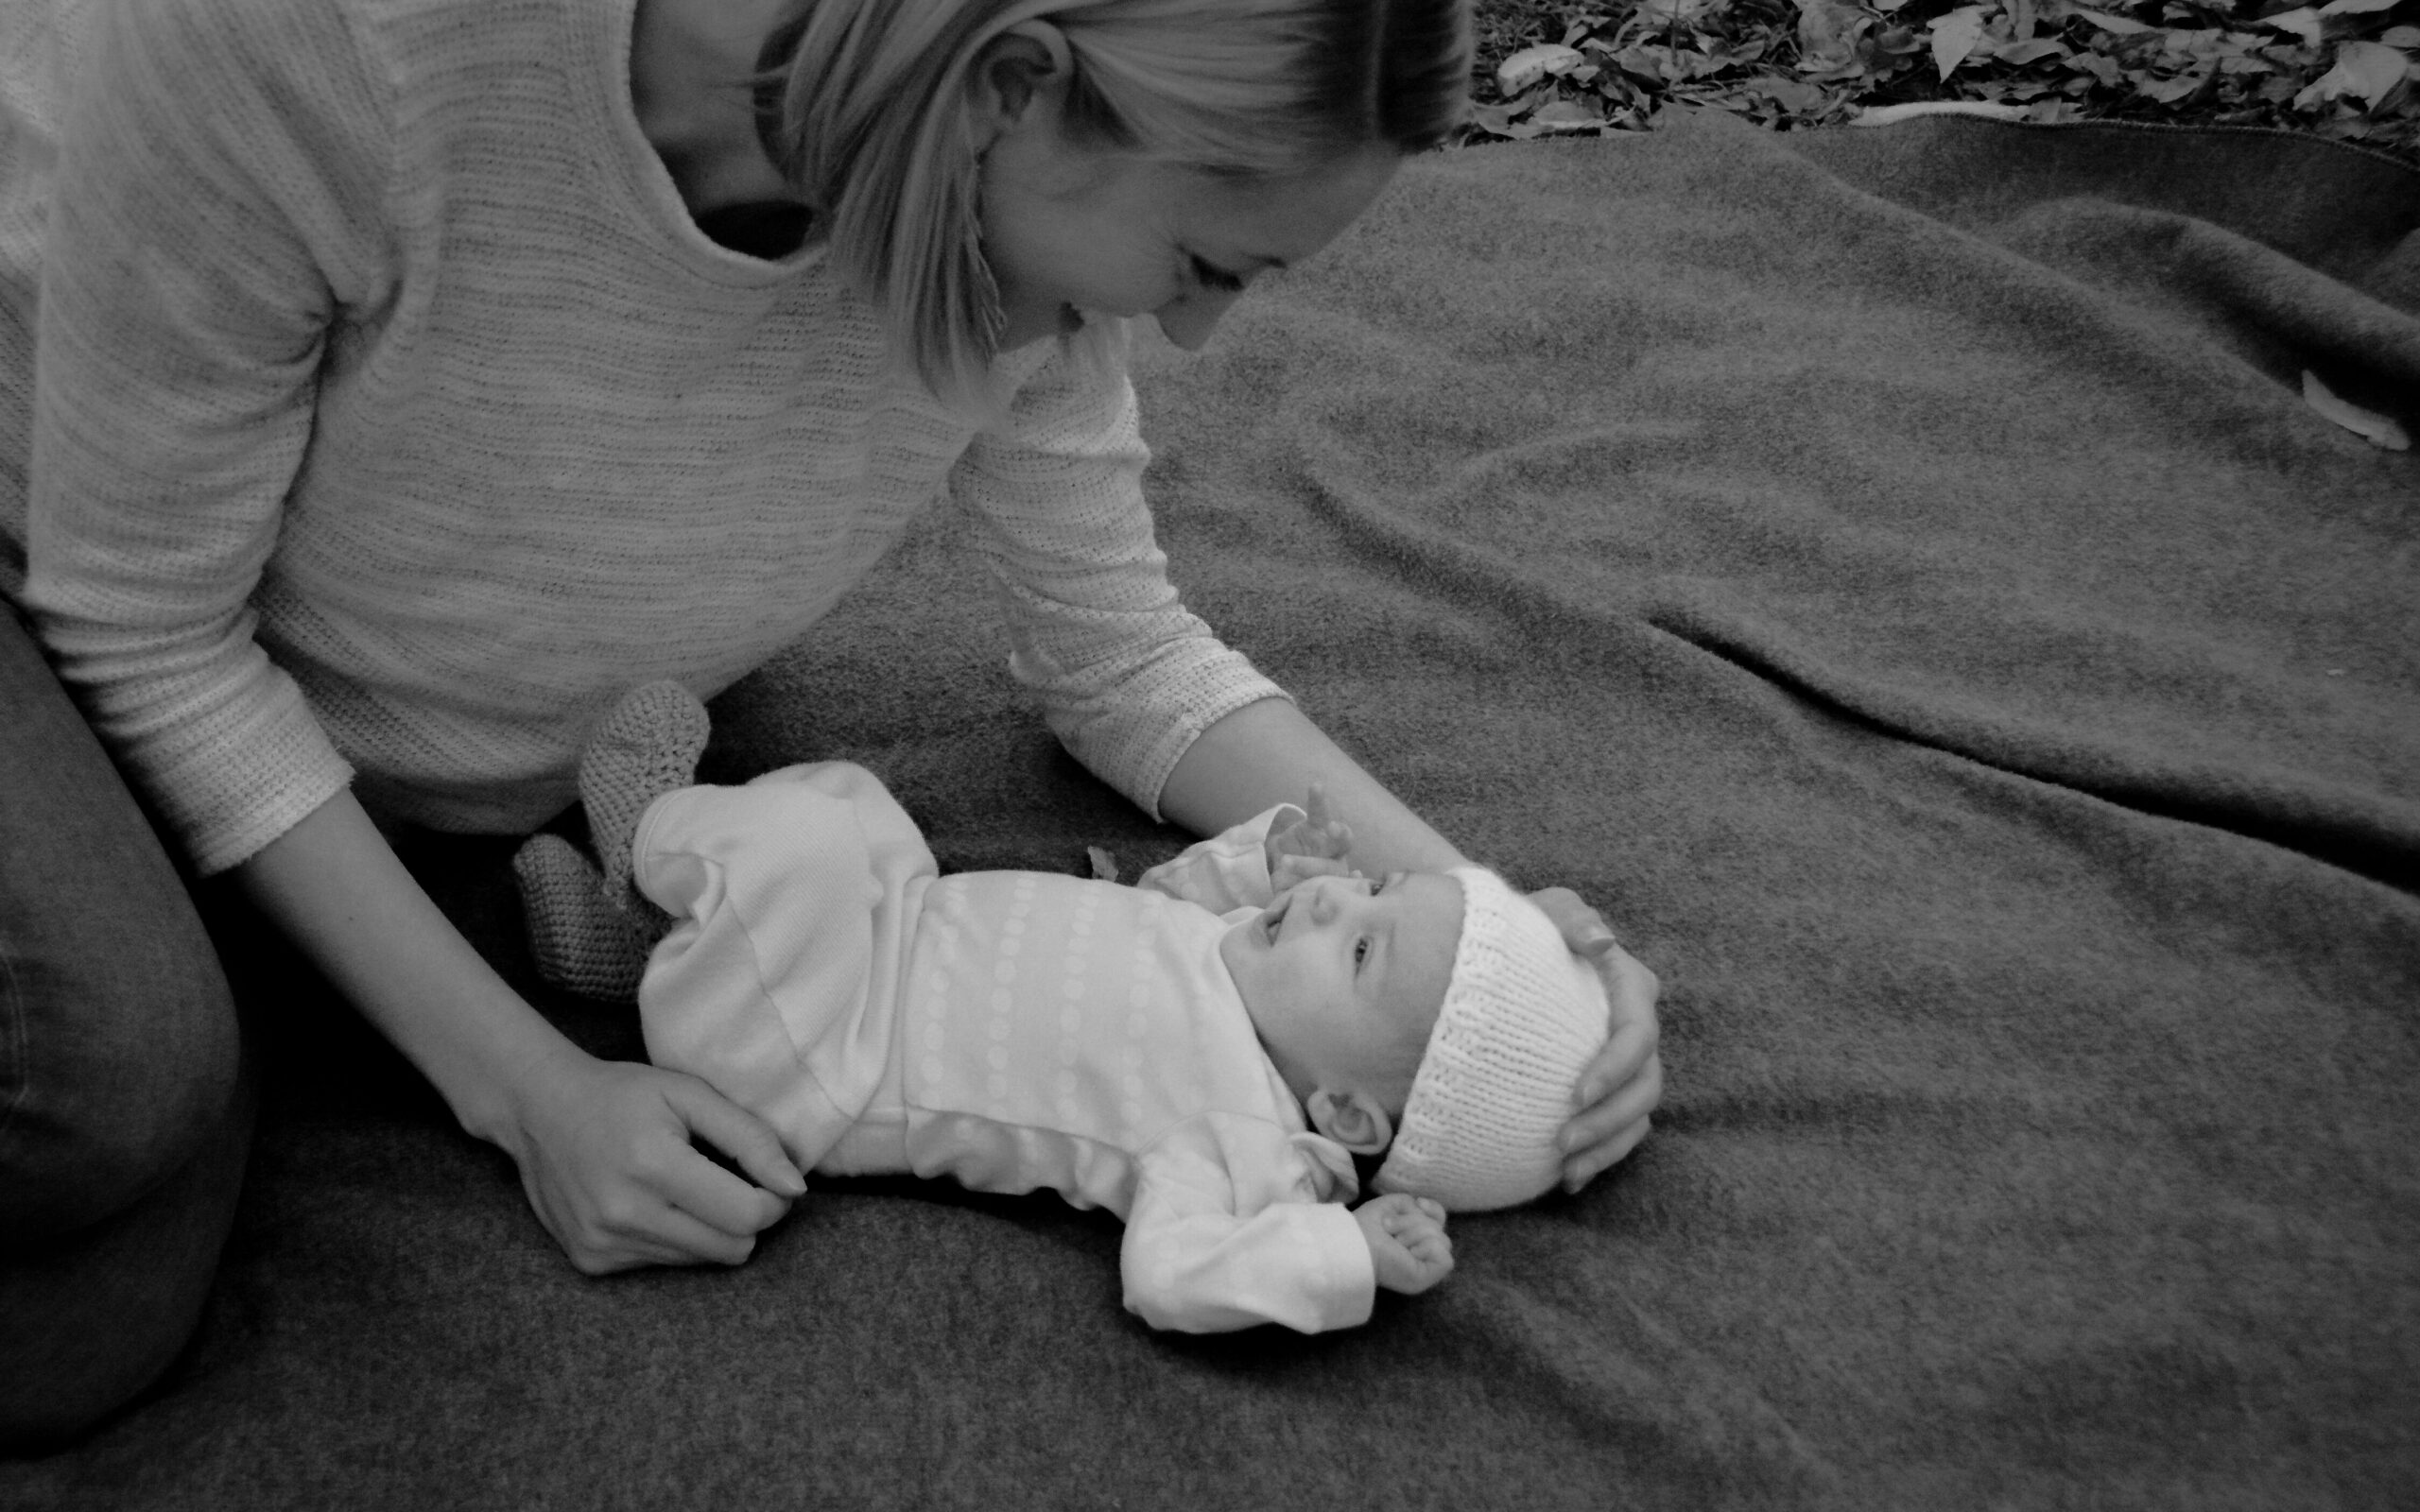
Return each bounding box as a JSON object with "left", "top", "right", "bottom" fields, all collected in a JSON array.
[{"left": 578, "top": 0, "right": 825, "bottom": 288}]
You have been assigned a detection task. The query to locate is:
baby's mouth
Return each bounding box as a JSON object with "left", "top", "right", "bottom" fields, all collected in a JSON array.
[{"left": 1262, "top": 894, "right": 1290, "bottom": 945}]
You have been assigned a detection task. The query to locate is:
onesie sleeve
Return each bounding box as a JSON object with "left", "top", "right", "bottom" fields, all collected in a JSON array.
[
  {"left": 1132, "top": 803, "right": 1298, "bottom": 913},
  {"left": 1121, "top": 1113, "right": 1374, "bottom": 1334},
  {"left": 20, "top": 0, "right": 386, "bottom": 872},
  {"left": 949, "top": 321, "right": 1289, "bottom": 822}
]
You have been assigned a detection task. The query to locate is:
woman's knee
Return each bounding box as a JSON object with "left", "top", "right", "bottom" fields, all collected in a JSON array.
[
  {"left": 0, "top": 608, "right": 243, "bottom": 1239},
  {"left": 0, "top": 1061, "right": 253, "bottom": 1452}
]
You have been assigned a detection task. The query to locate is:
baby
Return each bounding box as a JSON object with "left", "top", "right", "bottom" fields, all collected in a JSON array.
[{"left": 516, "top": 683, "right": 1610, "bottom": 1334}]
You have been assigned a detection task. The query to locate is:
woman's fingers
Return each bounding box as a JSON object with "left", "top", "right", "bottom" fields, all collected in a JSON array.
[
  {"left": 652, "top": 1079, "right": 803, "bottom": 1240},
  {"left": 1562, "top": 1113, "right": 1652, "bottom": 1194},
  {"left": 1529, "top": 885, "right": 1616, "bottom": 955},
  {"left": 1562, "top": 1050, "right": 1663, "bottom": 1148},
  {"left": 1521, "top": 896, "right": 1664, "bottom": 1194},
  {"left": 510, "top": 1054, "right": 801, "bottom": 1273},
  {"left": 638, "top": 1204, "right": 762, "bottom": 1268},
  {"left": 1576, "top": 951, "right": 1661, "bottom": 1105},
  {"left": 571, "top": 1199, "right": 761, "bottom": 1274},
  {"left": 664, "top": 1074, "right": 807, "bottom": 1200}
]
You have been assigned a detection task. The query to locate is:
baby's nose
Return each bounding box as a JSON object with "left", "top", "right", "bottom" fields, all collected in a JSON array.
[{"left": 1305, "top": 874, "right": 1367, "bottom": 923}]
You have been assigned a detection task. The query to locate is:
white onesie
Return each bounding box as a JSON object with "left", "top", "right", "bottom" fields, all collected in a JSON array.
[{"left": 632, "top": 762, "right": 1374, "bottom": 1333}]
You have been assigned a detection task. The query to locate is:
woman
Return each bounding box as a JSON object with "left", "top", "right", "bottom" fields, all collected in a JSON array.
[{"left": 0, "top": 0, "right": 1661, "bottom": 1444}]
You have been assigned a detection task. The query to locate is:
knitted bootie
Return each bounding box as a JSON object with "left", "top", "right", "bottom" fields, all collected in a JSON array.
[
  {"left": 513, "top": 833, "right": 656, "bottom": 1002},
  {"left": 510, "top": 680, "right": 712, "bottom": 1002},
  {"left": 579, "top": 679, "right": 713, "bottom": 914}
]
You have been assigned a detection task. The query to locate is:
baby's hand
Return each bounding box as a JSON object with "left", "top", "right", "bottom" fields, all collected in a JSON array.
[
  {"left": 1355, "top": 1193, "right": 1454, "bottom": 1296},
  {"left": 1266, "top": 782, "right": 1357, "bottom": 892}
]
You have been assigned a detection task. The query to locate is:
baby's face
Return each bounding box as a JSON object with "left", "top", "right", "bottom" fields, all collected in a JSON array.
[{"left": 1219, "top": 871, "right": 1463, "bottom": 1108}]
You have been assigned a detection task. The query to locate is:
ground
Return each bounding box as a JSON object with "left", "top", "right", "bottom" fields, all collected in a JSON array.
[{"left": 1468, "top": 0, "right": 2419, "bottom": 163}]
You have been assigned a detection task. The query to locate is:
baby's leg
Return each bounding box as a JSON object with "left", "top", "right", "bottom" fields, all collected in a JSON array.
[{"left": 510, "top": 680, "right": 711, "bottom": 1000}]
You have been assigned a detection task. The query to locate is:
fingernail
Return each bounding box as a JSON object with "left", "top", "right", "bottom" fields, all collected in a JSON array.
[{"left": 1580, "top": 933, "right": 1619, "bottom": 959}]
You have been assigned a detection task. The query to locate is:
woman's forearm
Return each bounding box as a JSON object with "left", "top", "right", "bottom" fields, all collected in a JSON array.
[
  {"left": 1157, "top": 697, "right": 1466, "bottom": 877},
  {"left": 230, "top": 788, "right": 569, "bottom": 1144}
]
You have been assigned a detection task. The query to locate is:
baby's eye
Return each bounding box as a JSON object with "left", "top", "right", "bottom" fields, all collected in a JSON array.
[
  {"left": 1368, "top": 876, "right": 1385, "bottom": 896},
  {"left": 1353, "top": 937, "right": 1370, "bottom": 968}
]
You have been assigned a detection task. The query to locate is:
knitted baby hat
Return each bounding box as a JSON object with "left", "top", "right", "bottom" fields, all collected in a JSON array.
[{"left": 1372, "top": 866, "right": 1612, "bottom": 1211}]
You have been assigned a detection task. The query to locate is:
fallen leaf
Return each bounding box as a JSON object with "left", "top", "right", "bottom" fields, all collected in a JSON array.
[
  {"left": 2292, "top": 39, "right": 2411, "bottom": 109},
  {"left": 1086, "top": 846, "right": 1121, "bottom": 884},
  {"left": 1856, "top": 98, "right": 2031, "bottom": 122},
  {"left": 1996, "top": 37, "right": 2070, "bottom": 62},
  {"left": 2383, "top": 26, "right": 2420, "bottom": 46},
  {"left": 2317, "top": 0, "right": 2399, "bottom": 15},
  {"left": 2257, "top": 7, "right": 2324, "bottom": 44},
  {"left": 2071, "top": 8, "right": 2154, "bottom": 31},
  {"left": 1466, "top": 101, "right": 1525, "bottom": 135},
  {"left": 1530, "top": 99, "right": 1610, "bottom": 129},
  {"left": 1497, "top": 43, "right": 1585, "bottom": 94},
  {"left": 1930, "top": 4, "right": 1993, "bottom": 77},
  {"left": 2073, "top": 50, "right": 2124, "bottom": 83},
  {"left": 2303, "top": 369, "right": 2412, "bottom": 450},
  {"left": 1755, "top": 76, "right": 1835, "bottom": 109},
  {"left": 2138, "top": 66, "right": 2211, "bottom": 100},
  {"left": 1636, "top": 0, "right": 1726, "bottom": 26}
]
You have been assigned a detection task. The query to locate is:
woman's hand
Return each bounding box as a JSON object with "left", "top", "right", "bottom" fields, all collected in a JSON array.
[
  {"left": 500, "top": 1042, "right": 806, "bottom": 1274},
  {"left": 1529, "top": 887, "right": 1664, "bottom": 1193},
  {"left": 233, "top": 791, "right": 806, "bottom": 1276}
]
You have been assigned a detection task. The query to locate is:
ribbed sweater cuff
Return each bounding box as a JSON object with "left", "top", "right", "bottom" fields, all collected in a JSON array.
[
  {"left": 1122, "top": 658, "right": 1293, "bottom": 825},
  {"left": 164, "top": 684, "right": 357, "bottom": 876}
]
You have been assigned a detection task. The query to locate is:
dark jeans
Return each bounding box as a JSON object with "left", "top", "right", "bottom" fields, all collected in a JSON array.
[{"left": 0, "top": 605, "right": 251, "bottom": 1451}]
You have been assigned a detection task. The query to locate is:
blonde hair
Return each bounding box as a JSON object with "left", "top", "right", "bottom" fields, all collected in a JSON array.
[{"left": 759, "top": 0, "right": 1472, "bottom": 411}]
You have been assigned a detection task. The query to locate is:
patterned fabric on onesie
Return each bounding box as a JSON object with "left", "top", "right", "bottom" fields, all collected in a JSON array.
[{"left": 897, "top": 870, "right": 1304, "bottom": 1218}]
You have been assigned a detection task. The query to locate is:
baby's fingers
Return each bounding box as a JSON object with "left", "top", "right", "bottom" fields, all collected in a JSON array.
[
  {"left": 1300, "top": 782, "right": 1333, "bottom": 834},
  {"left": 1271, "top": 854, "right": 1355, "bottom": 891}
]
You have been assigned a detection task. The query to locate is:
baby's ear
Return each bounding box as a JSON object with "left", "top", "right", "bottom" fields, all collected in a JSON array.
[{"left": 1306, "top": 1089, "right": 1395, "bottom": 1155}]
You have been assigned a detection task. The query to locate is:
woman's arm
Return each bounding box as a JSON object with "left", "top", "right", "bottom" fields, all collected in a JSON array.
[
  {"left": 234, "top": 790, "right": 804, "bottom": 1272},
  {"left": 1157, "top": 698, "right": 1464, "bottom": 875},
  {"left": 1160, "top": 696, "right": 1663, "bottom": 1191}
]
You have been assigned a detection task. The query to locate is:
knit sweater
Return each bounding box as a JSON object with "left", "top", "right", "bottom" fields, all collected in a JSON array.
[{"left": 0, "top": 0, "right": 1283, "bottom": 874}]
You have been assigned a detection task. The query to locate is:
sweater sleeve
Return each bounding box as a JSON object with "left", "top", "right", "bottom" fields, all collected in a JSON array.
[
  {"left": 949, "top": 320, "right": 1289, "bottom": 822},
  {"left": 20, "top": 0, "right": 386, "bottom": 872},
  {"left": 1121, "top": 1114, "right": 1374, "bottom": 1334}
]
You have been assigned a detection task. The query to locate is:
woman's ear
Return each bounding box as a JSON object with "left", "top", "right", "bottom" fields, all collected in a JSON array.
[
  {"left": 966, "top": 21, "right": 1074, "bottom": 146},
  {"left": 1306, "top": 1089, "right": 1396, "bottom": 1156}
]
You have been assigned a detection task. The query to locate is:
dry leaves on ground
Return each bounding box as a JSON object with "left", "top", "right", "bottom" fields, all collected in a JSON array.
[{"left": 1468, "top": 0, "right": 2420, "bottom": 160}]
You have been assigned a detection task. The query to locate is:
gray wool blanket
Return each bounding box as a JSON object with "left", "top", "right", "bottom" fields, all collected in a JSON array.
[{"left": 7, "top": 112, "right": 2415, "bottom": 1511}]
